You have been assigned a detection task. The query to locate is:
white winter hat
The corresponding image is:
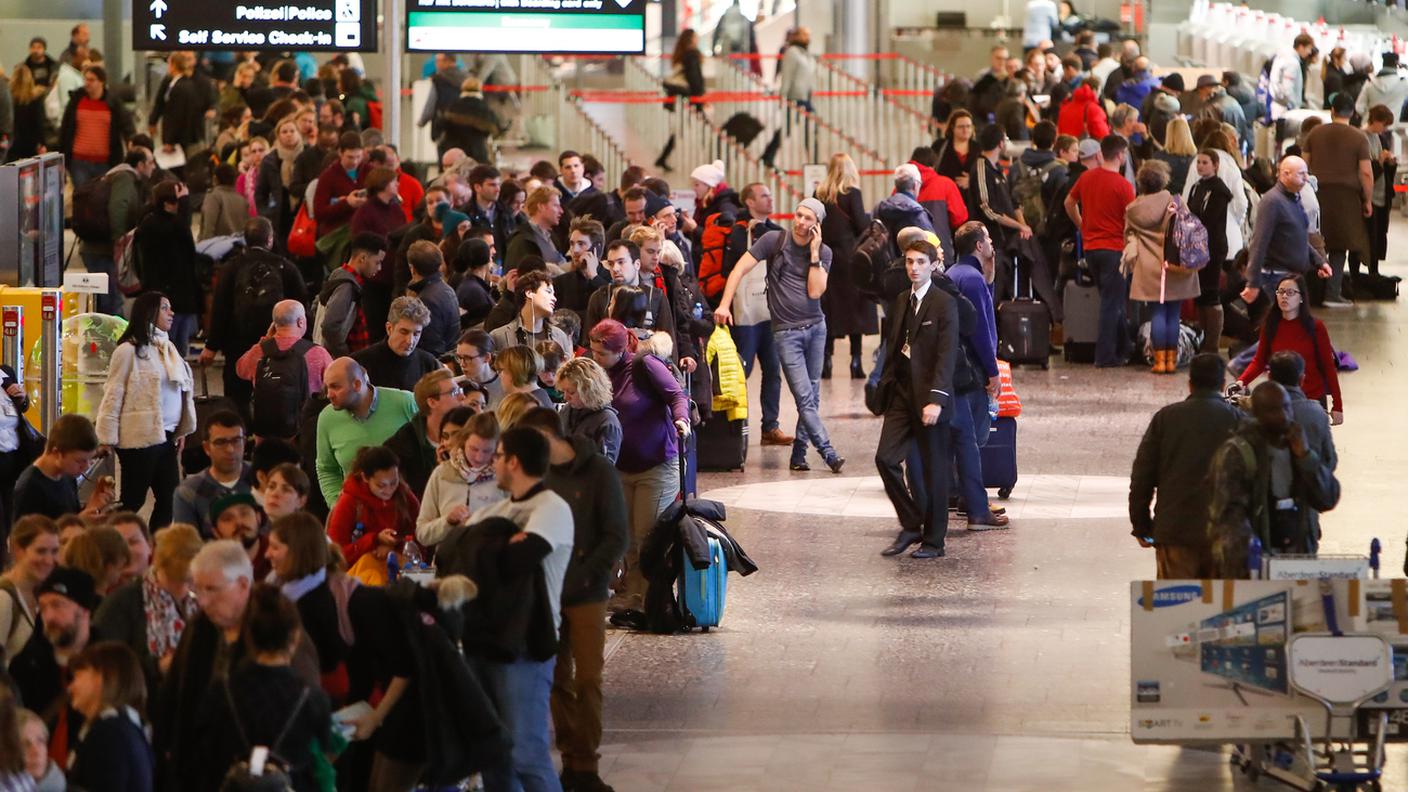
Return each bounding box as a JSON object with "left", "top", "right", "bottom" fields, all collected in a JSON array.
[{"left": 690, "top": 159, "right": 726, "bottom": 188}]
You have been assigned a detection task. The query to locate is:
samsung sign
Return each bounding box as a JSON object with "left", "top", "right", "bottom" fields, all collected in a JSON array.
[{"left": 1138, "top": 585, "right": 1203, "bottom": 609}]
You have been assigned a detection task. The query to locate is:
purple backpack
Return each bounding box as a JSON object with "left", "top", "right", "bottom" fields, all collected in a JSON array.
[{"left": 1169, "top": 196, "right": 1211, "bottom": 270}]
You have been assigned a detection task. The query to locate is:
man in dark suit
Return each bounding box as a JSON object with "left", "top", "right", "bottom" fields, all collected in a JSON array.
[{"left": 875, "top": 239, "right": 960, "bottom": 559}]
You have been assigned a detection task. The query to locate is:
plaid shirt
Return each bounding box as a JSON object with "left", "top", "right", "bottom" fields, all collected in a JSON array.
[{"left": 341, "top": 264, "right": 371, "bottom": 354}]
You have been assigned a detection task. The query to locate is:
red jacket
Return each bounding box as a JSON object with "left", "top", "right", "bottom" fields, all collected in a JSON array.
[
  {"left": 397, "top": 171, "right": 424, "bottom": 224},
  {"left": 1057, "top": 85, "right": 1110, "bottom": 140},
  {"left": 1239, "top": 317, "right": 1343, "bottom": 413},
  {"left": 312, "top": 161, "right": 370, "bottom": 235},
  {"left": 911, "top": 161, "right": 970, "bottom": 229},
  {"left": 325, "top": 472, "right": 421, "bottom": 567}
]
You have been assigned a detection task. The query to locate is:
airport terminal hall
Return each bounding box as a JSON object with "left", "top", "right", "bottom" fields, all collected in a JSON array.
[{"left": 4, "top": 0, "right": 1408, "bottom": 789}]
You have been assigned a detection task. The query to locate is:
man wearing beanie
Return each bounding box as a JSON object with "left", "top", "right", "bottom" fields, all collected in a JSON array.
[
  {"left": 715, "top": 197, "right": 846, "bottom": 474},
  {"left": 32, "top": 566, "right": 105, "bottom": 760},
  {"left": 971, "top": 124, "right": 1032, "bottom": 290}
]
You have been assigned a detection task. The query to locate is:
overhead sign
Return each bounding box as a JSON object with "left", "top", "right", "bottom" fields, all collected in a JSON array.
[
  {"left": 406, "top": 0, "right": 646, "bottom": 54},
  {"left": 132, "top": 0, "right": 379, "bottom": 52}
]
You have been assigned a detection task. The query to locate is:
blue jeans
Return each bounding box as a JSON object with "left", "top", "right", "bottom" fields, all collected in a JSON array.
[
  {"left": 970, "top": 389, "right": 992, "bottom": 449},
  {"left": 168, "top": 313, "right": 198, "bottom": 359},
  {"left": 868, "top": 338, "right": 887, "bottom": 389},
  {"left": 730, "top": 322, "right": 782, "bottom": 433},
  {"left": 774, "top": 322, "right": 837, "bottom": 465},
  {"left": 483, "top": 657, "right": 562, "bottom": 792},
  {"left": 949, "top": 389, "right": 990, "bottom": 518},
  {"left": 1148, "top": 301, "right": 1180, "bottom": 350},
  {"left": 1087, "top": 250, "right": 1130, "bottom": 367},
  {"left": 69, "top": 160, "right": 107, "bottom": 190},
  {"left": 79, "top": 251, "right": 123, "bottom": 315}
]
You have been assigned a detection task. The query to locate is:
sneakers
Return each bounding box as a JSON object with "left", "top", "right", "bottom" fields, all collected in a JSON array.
[
  {"left": 1322, "top": 299, "right": 1354, "bottom": 309},
  {"left": 760, "top": 427, "right": 794, "bottom": 446}
]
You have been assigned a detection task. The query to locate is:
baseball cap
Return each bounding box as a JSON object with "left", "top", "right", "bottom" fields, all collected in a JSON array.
[{"left": 1077, "top": 139, "right": 1101, "bottom": 160}]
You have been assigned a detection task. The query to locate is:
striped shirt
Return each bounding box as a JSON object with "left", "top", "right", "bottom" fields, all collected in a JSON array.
[{"left": 72, "top": 96, "right": 111, "bottom": 163}]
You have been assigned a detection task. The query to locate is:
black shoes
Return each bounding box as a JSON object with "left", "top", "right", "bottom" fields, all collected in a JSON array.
[
  {"left": 821, "top": 357, "right": 833, "bottom": 379},
  {"left": 789, "top": 460, "right": 810, "bottom": 472},
  {"left": 881, "top": 532, "right": 921, "bottom": 556},
  {"left": 910, "top": 543, "right": 945, "bottom": 559},
  {"left": 826, "top": 456, "right": 846, "bottom": 474},
  {"left": 563, "top": 769, "right": 617, "bottom": 792},
  {"left": 850, "top": 359, "right": 865, "bottom": 379},
  {"left": 608, "top": 609, "right": 647, "bottom": 631}
]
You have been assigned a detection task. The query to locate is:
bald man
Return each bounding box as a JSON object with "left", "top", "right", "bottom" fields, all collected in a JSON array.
[
  {"left": 1240, "top": 155, "right": 1332, "bottom": 305},
  {"left": 314, "top": 357, "right": 419, "bottom": 504},
  {"left": 1207, "top": 381, "right": 1340, "bottom": 577},
  {"left": 235, "top": 299, "right": 335, "bottom": 440}
]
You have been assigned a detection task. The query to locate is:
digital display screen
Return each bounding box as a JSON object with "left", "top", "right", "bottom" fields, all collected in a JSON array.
[
  {"left": 132, "top": 0, "right": 379, "bottom": 52},
  {"left": 406, "top": 0, "right": 646, "bottom": 54},
  {"left": 1199, "top": 591, "right": 1290, "bottom": 694}
]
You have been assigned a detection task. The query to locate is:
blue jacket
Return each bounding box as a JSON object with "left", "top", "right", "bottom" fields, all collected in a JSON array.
[
  {"left": 947, "top": 256, "right": 999, "bottom": 380},
  {"left": 1115, "top": 72, "right": 1161, "bottom": 115},
  {"left": 874, "top": 192, "right": 934, "bottom": 247}
]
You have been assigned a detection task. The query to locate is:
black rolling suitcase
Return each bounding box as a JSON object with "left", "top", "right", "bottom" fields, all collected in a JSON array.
[
  {"left": 997, "top": 258, "right": 1051, "bottom": 369},
  {"left": 182, "top": 365, "right": 240, "bottom": 476},
  {"left": 982, "top": 416, "right": 1019, "bottom": 499},
  {"left": 696, "top": 411, "right": 748, "bottom": 472}
]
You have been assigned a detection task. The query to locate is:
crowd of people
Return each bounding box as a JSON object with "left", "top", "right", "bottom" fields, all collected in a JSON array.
[{"left": 0, "top": 10, "right": 1390, "bottom": 789}]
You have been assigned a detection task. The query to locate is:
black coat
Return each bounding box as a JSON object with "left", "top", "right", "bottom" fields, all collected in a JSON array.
[
  {"left": 59, "top": 87, "right": 133, "bottom": 167},
  {"left": 205, "top": 246, "right": 307, "bottom": 355},
  {"left": 639, "top": 497, "right": 756, "bottom": 633},
  {"left": 457, "top": 274, "right": 495, "bottom": 328},
  {"left": 544, "top": 436, "right": 629, "bottom": 607},
  {"left": 135, "top": 206, "right": 202, "bottom": 314},
  {"left": 1129, "top": 391, "right": 1244, "bottom": 546},
  {"left": 817, "top": 187, "right": 878, "bottom": 337},
  {"left": 1188, "top": 174, "right": 1233, "bottom": 267},
  {"left": 151, "top": 73, "right": 215, "bottom": 148},
  {"left": 441, "top": 94, "right": 502, "bottom": 164},
  {"left": 434, "top": 516, "right": 558, "bottom": 662}
]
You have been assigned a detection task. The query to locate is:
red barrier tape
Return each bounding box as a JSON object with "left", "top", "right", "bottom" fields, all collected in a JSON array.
[
  {"left": 880, "top": 89, "right": 935, "bottom": 97},
  {"left": 813, "top": 90, "right": 869, "bottom": 97}
]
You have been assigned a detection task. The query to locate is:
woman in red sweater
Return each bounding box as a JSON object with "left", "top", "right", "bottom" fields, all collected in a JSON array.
[
  {"left": 1238, "top": 275, "right": 1343, "bottom": 424},
  {"left": 326, "top": 446, "right": 421, "bottom": 569}
]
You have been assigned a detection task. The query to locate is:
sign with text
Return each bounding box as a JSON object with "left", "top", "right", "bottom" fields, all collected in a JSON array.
[
  {"left": 406, "top": 0, "right": 645, "bottom": 54},
  {"left": 132, "top": 0, "right": 379, "bottom": 52}
]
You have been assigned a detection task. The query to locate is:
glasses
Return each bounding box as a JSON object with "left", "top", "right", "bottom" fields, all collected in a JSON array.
[
  {"left": 456, "top": 353, "right": 481, "bottom": 364},
  {"left": 437, "top": 385, "right": 463, "bottom": 399},
  {"left": 208, "top": 436, "right": 246, "bottom": 449},
  {"left": 1275, "top": 289, "right": 1301, "bottom": 297}
]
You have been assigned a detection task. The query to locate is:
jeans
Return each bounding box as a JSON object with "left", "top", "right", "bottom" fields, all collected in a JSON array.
[
  {"left": 168, "top": 313, "right": 198, "bottom": 359},
  {"left": 78, "top": 251, "right": 122, "bottom": 315},
  {"left": 729, "top": 322, "right": 781, "bottom": 433},
  {"left": 551, "top": 601, "right": 608, "bottom": 773},
  {"left": 116, "top": 436, "right": 180, "bottom": 528},
  {"left": 949, "top": 389, "right": 990, "bottom": 520},
  {"left": 68, "top": 160, "right": 107, "bottom": 190},
  {"left": 1087, "top": 250, "right": 1129, "bottom": 367},
  {"left": 1148, "top": 301, "right": 1181, "bottom": 350},
  {"left": 970, "top": 389, "right": 992, "bottom": 449},
  {"left": 482, "top": 657, "right": 562, "bottom": 792},
  {"left": 774, "top": 322, "right": 837, "bottom": 465}
]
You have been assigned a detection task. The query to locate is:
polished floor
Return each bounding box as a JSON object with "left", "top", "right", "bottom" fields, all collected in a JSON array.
[{"left": 592, "top": 242, "right": 1408, "bottom": 789}]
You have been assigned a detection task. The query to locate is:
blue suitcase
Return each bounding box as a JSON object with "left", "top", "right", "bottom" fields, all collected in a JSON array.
[
  {"left": 677, "top": 532, "right": 728, "bottom": 631},
  {"left": 981, "top": 416, "right": 1018, "bottom": 499}
]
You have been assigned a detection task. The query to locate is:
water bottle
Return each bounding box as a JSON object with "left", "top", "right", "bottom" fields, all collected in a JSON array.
[
  {"left": 386, "top": 551, "right": 400, "bottom": 582},
  {"left": 692, "top": 301, "right": 703, "bottom": 321},
  {"left": 401, "top": 538, "right": 425, "bottom": 570},
  {"left": 987, "top": 394, "right": 999, "bottom": 426}
]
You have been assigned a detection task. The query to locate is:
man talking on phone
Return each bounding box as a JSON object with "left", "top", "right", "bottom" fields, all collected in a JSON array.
[
  {"left": 553, "top": 216, "right": 611, "bottom": 337},
  {"left": 1206, "top": 381, "right": 1341, "bottom": 578},
  {"left": 715, "top": 198, "right": 845, "bottom": 474}
]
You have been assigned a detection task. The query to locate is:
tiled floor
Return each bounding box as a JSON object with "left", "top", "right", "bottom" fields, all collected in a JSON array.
[{"left": 593, "top": 235, "right": 1408, "bottom": 789}]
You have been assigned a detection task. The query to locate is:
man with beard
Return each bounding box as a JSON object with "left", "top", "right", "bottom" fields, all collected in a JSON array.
[
  {"left": 210, "top": 493, "right": 269, "bottom": 581},
  {"left": 32, "top": 566, "right": 103, "bottom": 763}
]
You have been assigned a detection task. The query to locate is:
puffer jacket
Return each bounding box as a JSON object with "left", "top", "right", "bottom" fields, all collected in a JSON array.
[
  {"left": 96, "top": 342, "right": 197, "bottom": 449},
  {"left": 1057, "top": 84, "right": 1110, "bottom": 139},
  {"left": 704, "top": 326, "right": 747, "bottom": 421}
]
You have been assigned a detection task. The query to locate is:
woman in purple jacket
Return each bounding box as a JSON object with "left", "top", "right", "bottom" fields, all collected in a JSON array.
[{"left": 588, "top": 319, "right": 690, "bottom": 625}]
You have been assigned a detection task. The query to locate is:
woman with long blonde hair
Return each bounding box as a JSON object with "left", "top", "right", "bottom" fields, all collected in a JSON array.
[
  {"left": 1153, "top": 115, "right": 1197, "bottom": 194},
  {"left": 6, "top": 65, "right": 48, "bottom": 162},
  {"left": 813, "top": 152, "right": 876, "bottom": 379}
]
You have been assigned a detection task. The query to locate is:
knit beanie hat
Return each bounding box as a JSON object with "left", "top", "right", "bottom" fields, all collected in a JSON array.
[
  {"left": 643, "top": 191, "right": 674, "bottom": 220},
  {"left": 797, "top": 197, "right": 827, "bottom": 223},
  {"left": 690, "top": 159, "right": 726, "bottom": 189}
]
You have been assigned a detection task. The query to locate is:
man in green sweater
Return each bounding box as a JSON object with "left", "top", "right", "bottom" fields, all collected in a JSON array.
[{"left": 315, "top": 357, "right": 418, "bottom": 505}]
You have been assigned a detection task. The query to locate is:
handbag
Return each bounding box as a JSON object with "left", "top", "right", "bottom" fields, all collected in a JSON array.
[{"left": 286, "top": 204, "right": 318, "bottom": 258}]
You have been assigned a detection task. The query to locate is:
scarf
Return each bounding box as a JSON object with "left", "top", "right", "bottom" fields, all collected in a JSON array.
[
  {"left": 449, "top": 445, "right": 495, "bottom": 486},
  {"left": 280, "top": 567, "right": 326, "bottom": 602},
  {"left": 148, "top": 327, "right": 193, "bottom": 391},
  {"left": 276, "top": 137, "right": 303, "bottom": 190},
  {"left": 142, "top": 570, "right": 197, "bottom": 662}
]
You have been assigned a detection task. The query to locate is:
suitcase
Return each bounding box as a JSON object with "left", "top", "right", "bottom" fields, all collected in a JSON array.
[
  {"left": 677, "top": 530, "right": 728, "bottom": 631},
  {"left": 1062, "top": 279, "right": 1099, "bottom": 364},
  {"left": 182, "top": 366, "right": 240, "bottom": 476},
  {"left": 997, "top": 259, "right": 1051, "bottom": 369},
  {"left": 696, "top": 411, "right": 748, "bottom": 472},
  {"left": 981, "top": 416, "right": 1018, "bottom": 499}
]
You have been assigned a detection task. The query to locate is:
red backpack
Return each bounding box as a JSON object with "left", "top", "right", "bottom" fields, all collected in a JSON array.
[{"left": 697, "top": 214, "right": 747, "bottom": 304}]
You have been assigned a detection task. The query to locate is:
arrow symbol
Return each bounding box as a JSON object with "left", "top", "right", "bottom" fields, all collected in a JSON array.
[
  {"left": 149, "top": 0, "right": 167, "bottom": 17},
  {"left": 150, "top": 23, "right": 165, "bottom": 40}
]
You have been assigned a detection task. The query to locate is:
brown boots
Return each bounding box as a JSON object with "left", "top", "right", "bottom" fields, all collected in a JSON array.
[{"left": 1150, "top": 349, "right": 1176, "bottom": 374}]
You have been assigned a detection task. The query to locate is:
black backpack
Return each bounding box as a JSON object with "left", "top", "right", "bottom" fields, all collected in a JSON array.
[
  {"left": 232, "top": 255, "right": 286, "bottom": 339},
  {"left": 218, "top": 679, "right": 310, "bottom": 792},
  {"left": 251, "top": 338, "right": 312, "bottom": 439},
  {"left": 71, "top": 175, "right": 113, "bottom": 242},
  {"left": 851, "top": 219, "right": 896, "bottom": 297}
]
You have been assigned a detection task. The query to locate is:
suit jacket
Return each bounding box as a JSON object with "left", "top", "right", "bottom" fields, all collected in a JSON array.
[{"left": 878, "top": 282, "right": 959, "bottom": 414}]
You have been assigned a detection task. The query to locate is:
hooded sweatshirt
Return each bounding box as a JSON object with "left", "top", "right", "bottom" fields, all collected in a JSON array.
[
  {"left": 1057, "top": 84, "right": 1110, "bottom": 139},
  {"left": 326, "top": 472, "right": 421, "bottom": 566}
]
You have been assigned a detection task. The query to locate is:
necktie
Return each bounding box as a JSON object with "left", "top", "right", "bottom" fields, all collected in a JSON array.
[{"left": 908, "top": 293, "right": 919, "bottom": 344}]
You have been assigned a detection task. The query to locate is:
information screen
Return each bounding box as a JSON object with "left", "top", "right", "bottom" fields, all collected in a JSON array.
[
  {"left": 132, "top": 0, "right": 379, "bottom": 52},
  {"left": 406, "top": 0, "right": 646, "bottom": 54}
]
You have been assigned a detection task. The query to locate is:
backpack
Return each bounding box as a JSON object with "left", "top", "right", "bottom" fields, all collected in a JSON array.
[
  {"left": 115, "top": 228, "right": 143, "bottom": 296},
  {"left": 697, "top": 214, "right": 746, "bottom": 304},
  {"left": 218, "top": 679, "right": 310, "bottom": 792},
  {"left": 251, "top": 338, "right": 312, "bottom": 439},
  {"left": 1011, "top": 159, "right": 1063, "bottom": 234},
  {"left": 1167, "top": 196, "right": 1211, "bottom": 270},
  {"left": 311, "top": 277, "right": 360, "bottom": 349},
  {"left": 233, "top": 255, "right": 287, "bottom": 339},
  {"left": 851, "top": 219, "right": 896, "bottom": 295},
  {"left": 70, "top": 175, "right": 114, "bottom": 242}
]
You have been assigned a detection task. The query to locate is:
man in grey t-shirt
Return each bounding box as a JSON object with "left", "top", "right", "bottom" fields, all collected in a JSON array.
[{"left": 715, "top": 198, "right": 845, "bottom": 473}]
